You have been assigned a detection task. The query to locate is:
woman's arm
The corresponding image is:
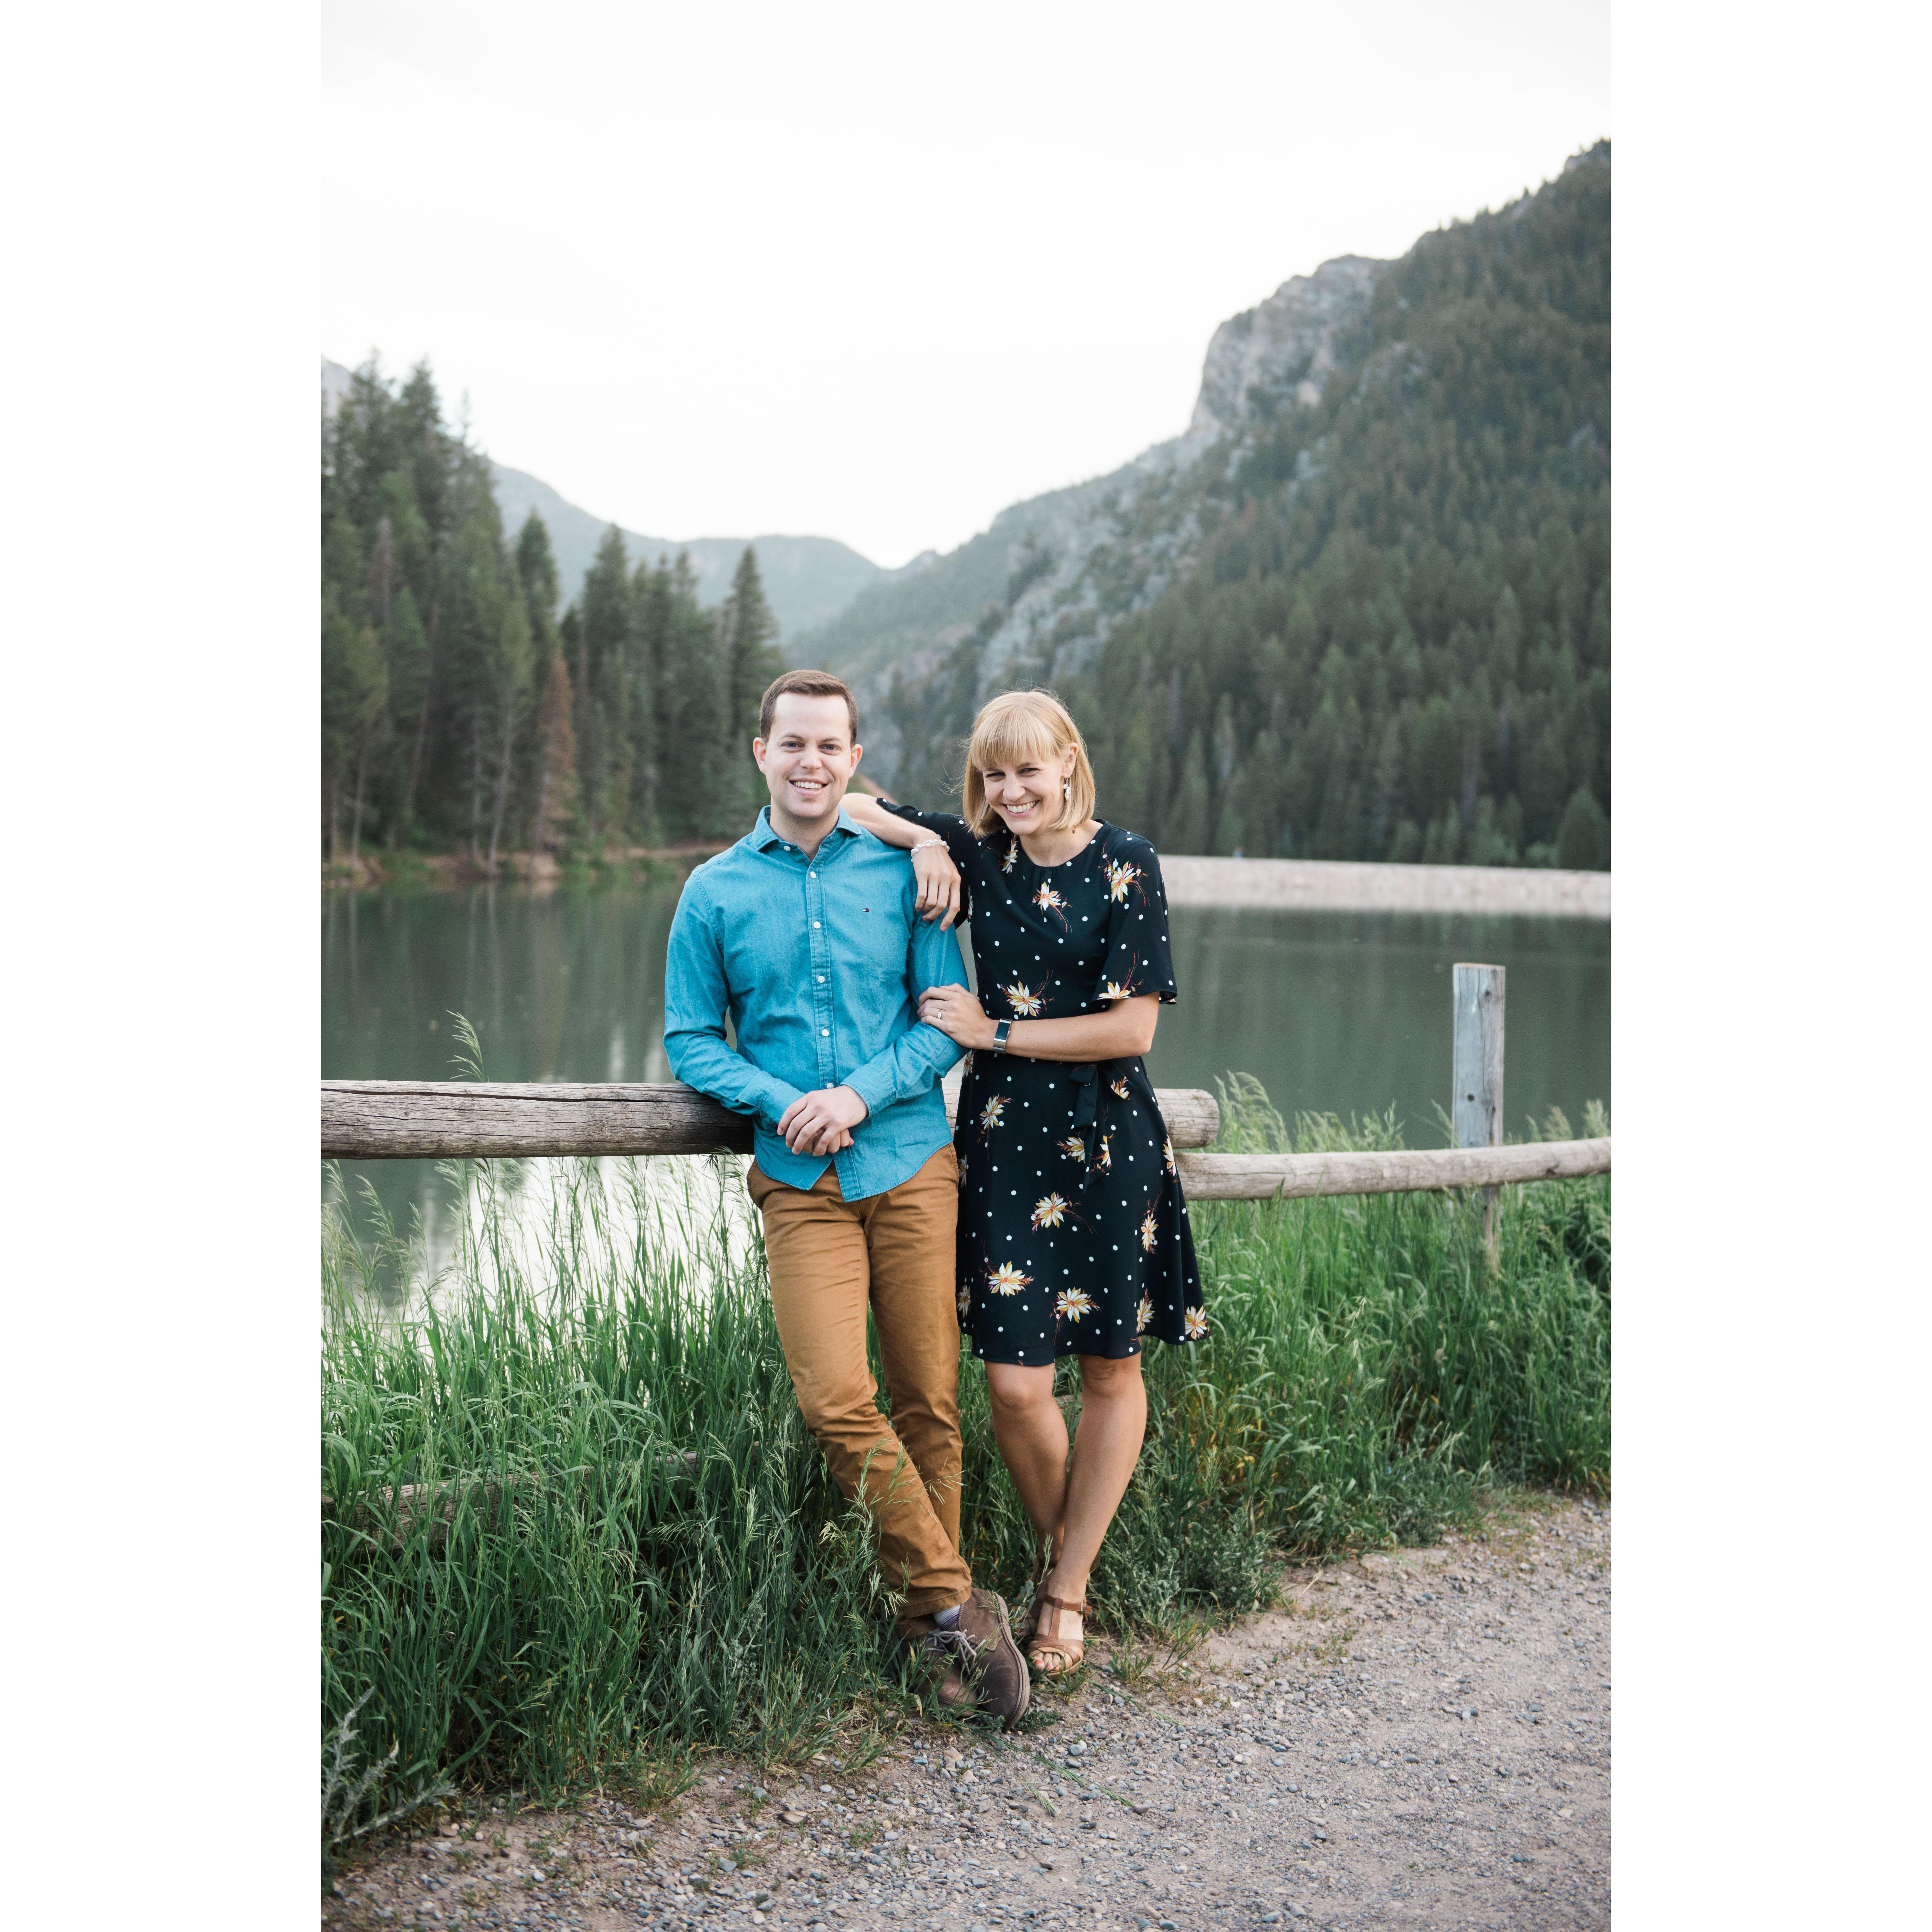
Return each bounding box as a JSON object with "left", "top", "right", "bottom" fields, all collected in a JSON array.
[
  {"left": 839, "top": 790, "right": 919, "bottom": 845},
  {"left": 843, "top": 791, "right": 962, "bottom": 928},
  {"left": 915, "top": 987, "right": 1159, "bottom": 1062}
]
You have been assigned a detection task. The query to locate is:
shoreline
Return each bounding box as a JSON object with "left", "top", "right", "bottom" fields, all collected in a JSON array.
[
  {"left": 326, "top": 847, "right": 1611, "bottom": 917},
  {"left": 321, "top": 842, "right": 731, "bottom": 892}
]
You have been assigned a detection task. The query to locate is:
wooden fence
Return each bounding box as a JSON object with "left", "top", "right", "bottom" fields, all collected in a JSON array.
[{"left": 323, "top": 1035, "right": 1608, "bottom": 1206}]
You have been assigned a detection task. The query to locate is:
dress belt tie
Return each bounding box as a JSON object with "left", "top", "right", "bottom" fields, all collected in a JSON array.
[{"left": 1067, "top": 1062, "right": 1100, "bottom": 1144}]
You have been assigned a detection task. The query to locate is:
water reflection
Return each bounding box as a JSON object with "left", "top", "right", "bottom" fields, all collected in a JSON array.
[{"left": 324, "top": 884, "right": 1608, "bottom": 1286}]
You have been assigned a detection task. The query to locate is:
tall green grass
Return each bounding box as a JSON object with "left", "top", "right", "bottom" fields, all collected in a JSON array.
[{"left": 321, "top": 1076, "right": 1607, "bottom": 1826}]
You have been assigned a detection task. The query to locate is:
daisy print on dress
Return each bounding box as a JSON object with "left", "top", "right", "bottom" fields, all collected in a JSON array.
[
  {"left": 1032, "top": 881, "right": 1069, "bottom": 930},
  {"left": 1096, "top": 956, "right": 1140, "bottom": 1003},
  {"left": 1184, "top": 1304, "right": 1210, "bottom": 1340},
  {"left": 1055, "top": 1287, "right": 1095, "bottom": 1325},
  {"left": 1109, "top": 1076, "right": 1131, "bottom": 1100},
  {"left": 1057, "top": 1134, "right": 1089, "bottom": 1162},
  {"left": 1031, "top": 1193, "right": 1071, "bottom": 1230},
  {"left": 987, "top": 1261, "right": 1031, "bottom": 1297},
  {"left": 975, "top": 1094, "right": 1007, "bottom": 1137},
  {"left": 1163, "top": 1135, "right": 1177, "bottom": 1176},
  {"left": 1103, "top": 856, "right": 1144, "bottom": 906},
  {"left": 1001, "top": 974, "right": 1048, "bottom": 1017},
  {"left": 1138, "top": 1207, "right": 1160, "bottom": 1252},
  {"left": 1135, "top": 1293, "right": 1154, "bottom": 1334},
  {"left": 1094, "top": 1131, "right": 1112, "bottom": 1174},
  {"left": 1000, "top": 838, "right": 1019, "bottom": 875},
  {"left": 957, "top": 1281, "right": 972, "bottom": 1321}
]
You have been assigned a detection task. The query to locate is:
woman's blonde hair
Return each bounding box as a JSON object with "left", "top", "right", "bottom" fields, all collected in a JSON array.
[{"left": 961, "top": 688, "right": 1097, "bottom": 837}]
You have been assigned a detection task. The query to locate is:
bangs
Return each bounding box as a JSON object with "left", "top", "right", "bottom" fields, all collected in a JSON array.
[{"left": 968, "top": 706, "right": 1065, "bottom": 778}]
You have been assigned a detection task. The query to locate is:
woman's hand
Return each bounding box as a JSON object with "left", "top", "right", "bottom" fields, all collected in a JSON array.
[
  {"left": 917, "top": 984, "right": 997, "bottom": 1049},
  {"left": 911, "top": 840, "right": 962, "bottom": 928}
]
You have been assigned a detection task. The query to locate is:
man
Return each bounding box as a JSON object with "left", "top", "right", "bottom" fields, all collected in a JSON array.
[{"left": 663, "top": 667, "right": 1028, "bottom": 1725}]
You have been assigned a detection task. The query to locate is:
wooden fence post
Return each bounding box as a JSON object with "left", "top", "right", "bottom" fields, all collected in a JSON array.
[{"left": 1453, "top": 963, "right": 1506, "bottom": 1267}]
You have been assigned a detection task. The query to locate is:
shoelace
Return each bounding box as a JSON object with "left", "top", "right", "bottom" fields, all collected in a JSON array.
[{"left": 920, "top": 1625, "right": 984, "bottom": 1664}]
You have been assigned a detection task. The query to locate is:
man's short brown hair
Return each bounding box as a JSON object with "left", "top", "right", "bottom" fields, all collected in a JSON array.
[{"left": 759, "top": 669, "right": 858, "bottom": 743}]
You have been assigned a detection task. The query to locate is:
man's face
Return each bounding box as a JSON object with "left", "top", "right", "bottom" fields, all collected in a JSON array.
[{"left": 752, "top": 693, "right": 861, "bottom": 828}]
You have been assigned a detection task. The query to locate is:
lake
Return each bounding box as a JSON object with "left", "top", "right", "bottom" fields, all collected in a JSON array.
[{"left": 323, "top": 883, "right": 1607, "bottom": 1263}]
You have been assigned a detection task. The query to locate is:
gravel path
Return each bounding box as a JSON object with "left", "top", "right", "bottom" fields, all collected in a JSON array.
[{"left": 324, "top": 1491, "right": 1608, "bottom": 1932}]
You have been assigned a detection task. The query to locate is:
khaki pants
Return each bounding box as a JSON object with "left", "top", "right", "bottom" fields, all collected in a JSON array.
[{"left": 748, "top": 1146, "right": 972, "bottom": 1624}]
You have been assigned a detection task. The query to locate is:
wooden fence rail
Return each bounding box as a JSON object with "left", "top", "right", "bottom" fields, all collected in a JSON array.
[{"left": 321, "top": 1079, "right": 1608, "bottom": 1201}]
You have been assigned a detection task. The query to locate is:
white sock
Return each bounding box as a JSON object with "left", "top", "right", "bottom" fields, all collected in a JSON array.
[{"left": 933, "top": 1603, "right": 962, "bottom": 1629}]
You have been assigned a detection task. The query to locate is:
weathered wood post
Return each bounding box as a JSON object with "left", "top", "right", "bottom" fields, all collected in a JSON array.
[{"left": 1453, "top": 963, "right": 1506, "bottom": 1267}]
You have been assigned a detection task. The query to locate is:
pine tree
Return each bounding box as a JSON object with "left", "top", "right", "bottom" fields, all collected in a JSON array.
[
  {"left": 1555, "top": 787, "right": 1608, "bottom": 871},
  {"left": 527, "top": 651, "right": 580, "bottom": 860},
  {"left": 629, "top": 557, "right": 674, "bottom": 844},
  {"left": 657, "top": 556, "right": 729, "bottom": 840},
  {"left": 1164, "top": 732, "right": 1211, "bottom": 854},
  {"left": 576, "top": 526, "right": 634, "bottom": 840},
  {"left": 515, "top": 511, "right": 561, "bottom": 632},
  {"left": 344, "top": 623, "right": 391, "bottom": 865},
  {"left": 381, "top": 587, "right": 429, "bottom": 844},
  {"left": 483, "top": 588, "right": 535, "bottom": 874},
  {"left": 718, "top": 546, "right": 785, "bottom": 815}
]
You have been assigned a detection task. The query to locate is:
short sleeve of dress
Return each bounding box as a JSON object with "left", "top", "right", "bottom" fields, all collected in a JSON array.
[
  {"left": 877, "top": 799, "right": 991, "bottom": 907},
  {"left": 1096, "top": 829, "right": 1178, "bottom": 1006}
]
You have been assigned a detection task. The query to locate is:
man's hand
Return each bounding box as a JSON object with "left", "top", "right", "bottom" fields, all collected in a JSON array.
[
  {"left": 912, "top": 841, "right": 962, "bottom": 928},
  {"left": 917, "top": 985, "right": 998, "bottom": 1050},
  {"left": 777, "top": 1084, "right": 870, "bottom": 1155}
]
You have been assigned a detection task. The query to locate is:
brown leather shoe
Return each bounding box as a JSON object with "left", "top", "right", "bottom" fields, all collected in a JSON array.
[
  {"left": 899, "top": 1615, "right": 975, "bottom": 1712},
  {"left": 950, "top": 1588, "right": 1031, "bottom": 1728}
]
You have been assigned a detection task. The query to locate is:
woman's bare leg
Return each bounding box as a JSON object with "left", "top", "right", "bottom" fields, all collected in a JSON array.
[
  {"left": 1050, "top": 1352, "right": 1146, "bottom": 1601},
  {"left": 984, "top": 1361, "right": 1069, "bottom": 1556}
]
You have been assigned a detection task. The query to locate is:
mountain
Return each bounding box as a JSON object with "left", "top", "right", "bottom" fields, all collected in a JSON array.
[
  {"left": 789, "top": 253, "right": 1384, "bottom": 774},
  {"left": 321, "top": 358, "right": 883, "bottom": 643},
  {"left": 805, "top": 143, "right": 1611, "bottom": 869}
]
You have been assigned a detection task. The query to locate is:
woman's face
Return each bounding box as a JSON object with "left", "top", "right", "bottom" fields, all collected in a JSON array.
[{"left": 979, "top": 744, "right": 1076, "bottom": 835}]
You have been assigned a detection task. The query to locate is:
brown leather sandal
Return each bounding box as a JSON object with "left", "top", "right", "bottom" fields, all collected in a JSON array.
[
  {"left": 1015, "top": 1543, "right": 1054, "bottom": 1650},
  {"left": 1026, "top": 1594, "right": 1087, "bottom": 1676}
]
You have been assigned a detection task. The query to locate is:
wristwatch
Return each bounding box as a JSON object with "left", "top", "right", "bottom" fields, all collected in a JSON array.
[{"left": 991, "top": 1019, "right": 1013, "bottom": 1054}]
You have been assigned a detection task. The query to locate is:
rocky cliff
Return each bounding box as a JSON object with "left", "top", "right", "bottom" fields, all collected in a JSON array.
[{"left": 791, "top": 250, "right": 1388, "bottom": 779}]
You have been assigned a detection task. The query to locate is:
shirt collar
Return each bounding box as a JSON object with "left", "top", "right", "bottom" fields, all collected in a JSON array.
[{"left": 751, "top": 803, "right": 863, "bottom": 853}]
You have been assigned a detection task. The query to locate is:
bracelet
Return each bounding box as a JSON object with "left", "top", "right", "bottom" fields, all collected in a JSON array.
[
  {"left": 910, "top": 838, "right": 945, "bottom": 855},
  {"left": 991, "top": 1018, "right": 1012, "bottom": 1054}
]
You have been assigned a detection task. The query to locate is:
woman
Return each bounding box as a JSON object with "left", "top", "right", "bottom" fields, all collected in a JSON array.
[{"left": 842, "top": 688, "right": 1206, "bottom": 1676}]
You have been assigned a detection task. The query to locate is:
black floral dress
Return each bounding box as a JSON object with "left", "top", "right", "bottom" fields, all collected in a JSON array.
[{"left": 881, "top": 804, "right": 1206, "bottom": 1365}]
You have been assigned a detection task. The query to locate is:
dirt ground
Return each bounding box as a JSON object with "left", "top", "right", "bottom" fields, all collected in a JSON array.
[{"left": 324, "top": 1490, "right": 1609, "bottom": 1932}]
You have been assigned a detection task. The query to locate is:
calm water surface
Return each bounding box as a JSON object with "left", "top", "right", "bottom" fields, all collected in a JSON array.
[{"left": 323, "top": 884, "right": 1608, "bottom": 1245}]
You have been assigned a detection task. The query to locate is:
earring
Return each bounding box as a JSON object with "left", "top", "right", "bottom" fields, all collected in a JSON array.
[{"left": 1064, "top": 779, "right": 1072, "bottom": 801}]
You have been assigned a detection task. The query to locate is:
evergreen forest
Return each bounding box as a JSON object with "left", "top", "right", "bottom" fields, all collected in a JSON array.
[
  {"left": 884, "top": 147, "right": 1611, "bottom": 868},
  {"left": 321, "top": 364, "right": 784, "bottom": 871}
]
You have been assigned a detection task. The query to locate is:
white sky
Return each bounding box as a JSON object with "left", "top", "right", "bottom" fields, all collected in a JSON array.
[{"left": 322, "top": 0, "right": 1608, "bottom": 568}]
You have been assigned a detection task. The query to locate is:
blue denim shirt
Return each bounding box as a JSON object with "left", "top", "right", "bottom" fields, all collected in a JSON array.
[{"left": 663, "top": 804, "right": 967, "bottom": 1200}]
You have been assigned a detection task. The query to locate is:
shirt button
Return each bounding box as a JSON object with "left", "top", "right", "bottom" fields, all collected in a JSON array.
[
  {"left": 822, "top": 1028, "right": 830, "bottom": 1036},
  {"left": 817, "top": 975, "right": 825, "bottom": 983},
  {"left": 809, "top": 870, "right": 816, "bottom": 877},
  {"left": 813, "top": 920, "right": 821, "bottom": 928}
]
